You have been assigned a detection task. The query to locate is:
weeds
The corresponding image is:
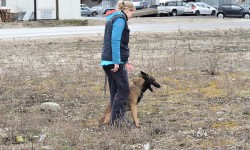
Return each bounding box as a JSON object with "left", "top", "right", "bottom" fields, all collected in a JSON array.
[{"left": 0, "top": 29, "right": 250, "bottom": 149}]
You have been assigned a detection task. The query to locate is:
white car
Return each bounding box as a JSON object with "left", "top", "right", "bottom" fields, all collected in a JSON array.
[
  {"left": 132, "top": 2, "right": 145, "bottom": 10},
  {"left": 184, "top": 2, "right": 217, "bottom": 16},
  {"left": 157, "top": 0, "right": 187, "bottom": 16},
  {"left": 80, "top": 5, "right": 98, "bottom": 17},
  {"left": 91, "top": 4, "right": 102, "bottom": 14}
]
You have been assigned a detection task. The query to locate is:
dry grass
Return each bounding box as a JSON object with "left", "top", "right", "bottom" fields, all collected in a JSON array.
[
  {"left": 0, "top": 28, "right": 250, "bottom": 149},
  {"left": 0, "top": 19, "right": 105, "bottom": 29}
]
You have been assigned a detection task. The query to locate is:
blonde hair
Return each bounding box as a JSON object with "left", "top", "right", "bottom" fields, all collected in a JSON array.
[{"left": 116, "top": 1, "right": 136, "bottom": 11}]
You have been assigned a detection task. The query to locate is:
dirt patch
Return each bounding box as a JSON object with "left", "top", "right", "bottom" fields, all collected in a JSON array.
[{"left": 0, "top": 26, "right": 250, "bottom": 149}]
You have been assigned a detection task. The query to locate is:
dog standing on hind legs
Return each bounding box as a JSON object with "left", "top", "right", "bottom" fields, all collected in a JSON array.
[{"left": 100, "top": 71, "right": 161, "bottom": 128}]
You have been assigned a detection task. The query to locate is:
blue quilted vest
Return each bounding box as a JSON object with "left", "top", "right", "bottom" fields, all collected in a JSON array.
[{"left": 101, "top": 12, "right": 130, "bottom": 63}]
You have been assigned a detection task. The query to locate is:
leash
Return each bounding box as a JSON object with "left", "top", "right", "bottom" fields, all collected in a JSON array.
[{"left": 103, "top": 75, "right": 107, "bottom": 100}]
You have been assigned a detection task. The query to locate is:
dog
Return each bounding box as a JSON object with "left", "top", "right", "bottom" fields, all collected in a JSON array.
[{"left": 100, "top": 71, "right": 161, "bottom": 128}]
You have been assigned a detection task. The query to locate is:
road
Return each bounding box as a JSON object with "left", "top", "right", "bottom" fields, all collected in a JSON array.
[{"left": 0, "top": 16, "right": 250, "bottom": 39}]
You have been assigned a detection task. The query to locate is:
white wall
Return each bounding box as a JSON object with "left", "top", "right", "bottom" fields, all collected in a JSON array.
[
  {"left": 58, "top": 0, "right": 81, "bottom": 20},
  {"left": 5, "top": 0, "right": 33, "bottom": 13},
  {"left": 37, "top": 0, "right": 56, "bottom": 19},
  {"left": 4, "top": 0, "right": 81, "bottom": 20}
]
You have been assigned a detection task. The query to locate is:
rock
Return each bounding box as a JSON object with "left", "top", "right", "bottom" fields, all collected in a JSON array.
[
  {"left": 40, "top": 146, "right": 53, "bottom": 150},
  {"left": 216, "top": 111, "right": 226, "bottom": 115},
  {"left": 143, "top": 143, "right": 150, "bottom": 150},
  {"left": 196, "top": 128, "right": 208, "bottom": 138},
  {"left": 40, "top": 102, "right": 61, "bottom": 111},
  {"left": 217, "top": 118, "right": 226, "bottom": 121},
  {"left": 39, "top": 134, "right": 47, "bottom": 143}
]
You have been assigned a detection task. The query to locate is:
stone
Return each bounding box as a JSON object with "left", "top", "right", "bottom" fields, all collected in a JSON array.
[{"left": 40, "top": 102, "right": 61, "bottom": 111}]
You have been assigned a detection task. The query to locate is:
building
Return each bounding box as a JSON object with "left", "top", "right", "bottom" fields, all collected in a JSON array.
[
  {"left": 80, "top": 0, "right": 100, "bottom": 7},
  {"left": 0, "top": 0, "right": 81, "bottom": 20}
]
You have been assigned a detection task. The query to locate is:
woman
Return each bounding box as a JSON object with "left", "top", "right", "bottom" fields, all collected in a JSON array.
[{"left": 101, "top": 1, "right": 135, "bottom": 125}]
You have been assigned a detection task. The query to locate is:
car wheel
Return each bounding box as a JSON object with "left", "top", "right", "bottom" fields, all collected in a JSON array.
[
  {"left": 195, "top": 10, "right": 200, "bottom": 16},
  {"left": 92, "top": 12, "right": 97, "bottom": 17},
  {"left": 171, "top": 10, "right": 177, "bottom": 16},
  {"left": 217, "top": 13, "right": 224, "bottom": 19},
  {"left": 211, "top": 10, "right": 216, "bottom": 16},
  {"left": 244, "top": 13, "right": 250, "bottom": 19}
]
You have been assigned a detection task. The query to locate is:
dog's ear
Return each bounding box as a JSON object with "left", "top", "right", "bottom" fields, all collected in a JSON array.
[{"left": 141, "top": 71, "right": 149, "bottom": 79}]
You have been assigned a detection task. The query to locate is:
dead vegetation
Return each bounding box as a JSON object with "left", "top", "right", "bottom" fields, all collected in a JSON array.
[
  {"left": 0, "top": 28, "right": 250, "bottom": 149},
  {"left": 0, "top": 19, "right": 105, "bottom": 29}
]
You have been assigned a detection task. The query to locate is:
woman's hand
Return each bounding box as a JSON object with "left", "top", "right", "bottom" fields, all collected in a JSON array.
[
  {"left": 111, "top": 64, "right": 119, "bottom": 72},
  {"left": 125, "top": 63, "right": 134, "bottom": 71}
]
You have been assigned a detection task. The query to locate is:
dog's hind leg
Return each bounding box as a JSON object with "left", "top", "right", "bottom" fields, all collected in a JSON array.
[{"left": 102, "top": 102, "right": 111, "bottom": 124}]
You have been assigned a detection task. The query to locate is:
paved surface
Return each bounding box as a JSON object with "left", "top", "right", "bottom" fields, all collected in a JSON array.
[
  {"left": 1, "top": 16, "right": 250, "bottom": 39},
  {"left": 0, "top": 26, "right": 105, "bottom": 39}
]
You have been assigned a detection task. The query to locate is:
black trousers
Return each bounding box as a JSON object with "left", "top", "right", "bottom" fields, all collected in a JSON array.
[{"left": 103, "top": 64, "right": 129, "bottom": 123}]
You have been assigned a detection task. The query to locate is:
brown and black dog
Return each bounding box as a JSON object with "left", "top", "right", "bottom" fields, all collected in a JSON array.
[{"left": 100, "top": 71, "right": 161, "bottom": 128}]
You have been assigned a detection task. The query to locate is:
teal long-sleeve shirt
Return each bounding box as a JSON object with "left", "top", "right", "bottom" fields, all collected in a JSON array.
[{"left": 101, "top": 11, "right": 125, "bottom": 66}]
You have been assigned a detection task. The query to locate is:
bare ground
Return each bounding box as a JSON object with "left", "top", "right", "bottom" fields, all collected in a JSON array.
[{"left": 0, "top": 18, "right": 250, "bottom": 149}]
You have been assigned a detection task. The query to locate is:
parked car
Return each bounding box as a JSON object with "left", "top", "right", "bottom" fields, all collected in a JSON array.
[
  {"left": 132, "top": 2, "right": 147, "bottom": 10},
  {"left": 241, "top": 5, "right": 250, "bottom": 11},
  {"left": 80, "top": 4, "right": 88, "bottom": 8},
  {"left": 142, "top": 2, "right": 148, "bottom": 8},
  {"left": 149, "top": 5, "right": 159, "bottom": 8},
  {"left": 80, "top": 5, "right": 98, "bottom": 17},
  {"left": 91, "top": 4, "right": 102, "bottom": 14},
  {"left": 216, "top": 4, "right": 250, "bottom": 19},
  {"left": 184, "top": 2, "right": 217, "bottom": 16},
  {"left": 157, "top": 0, "right": 187, "bottom": 16}
]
